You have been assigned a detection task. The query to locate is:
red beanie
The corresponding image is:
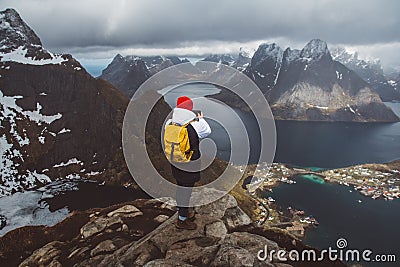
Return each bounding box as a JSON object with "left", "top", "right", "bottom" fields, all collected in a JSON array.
[{"left": 176, "top": 96, "right": 193, "bottom": 111}]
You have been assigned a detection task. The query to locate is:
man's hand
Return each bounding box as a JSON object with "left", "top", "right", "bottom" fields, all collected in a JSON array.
[{"left": 197, "top": 111, "right": 204, "bottom": 119}]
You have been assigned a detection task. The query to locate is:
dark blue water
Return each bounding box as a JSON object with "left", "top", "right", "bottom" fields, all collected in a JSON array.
[
  {"left": 274, "top": 119, "right": 400, "bottom": 168},
  {"left": 264, "top": 176, "right": 400, "bottom": 266}
]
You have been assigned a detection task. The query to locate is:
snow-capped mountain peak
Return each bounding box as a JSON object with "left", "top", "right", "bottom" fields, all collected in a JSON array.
[
  {"left": 331, "top": 47, "right": 357, "bottom": 64},
  {"left": 0, "top": 8, "right": 67, "bottom": 65},
  {"left": 238, "top": 47, "right": 255, "bottom": 59},
  {"left": 255, "top": 43, "right": 283, "bottom": 62},
  {"left": 300, "top": 39, "right": 331, "bottom": 60},
  {"left": 0, "top": 8, "right": 42, "bottom": 52},
  {"left": 331, "top": 46, "right": 400, "bottom": 101}
]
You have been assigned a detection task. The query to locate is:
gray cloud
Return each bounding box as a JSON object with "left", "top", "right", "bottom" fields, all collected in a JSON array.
[{"left": 1, "top": 0, "right": 400, "bottom": 68}]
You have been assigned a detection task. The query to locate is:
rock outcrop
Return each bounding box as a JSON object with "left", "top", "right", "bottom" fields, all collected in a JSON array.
[{"left": 12, "top": 191, "right": 345, "bottom": 267}]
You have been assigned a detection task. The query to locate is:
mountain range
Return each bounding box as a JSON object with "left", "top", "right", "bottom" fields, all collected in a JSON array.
[
  {"left": 100, "top": 40, "right": 399, "bottom": 122},
  {"left": 241, "top": 39, "right": 399, "bottom": 121}
]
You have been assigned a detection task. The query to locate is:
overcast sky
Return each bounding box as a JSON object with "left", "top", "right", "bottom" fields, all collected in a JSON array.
[{"left": 1, "top": 0, "right": 400, "bottom": 70}]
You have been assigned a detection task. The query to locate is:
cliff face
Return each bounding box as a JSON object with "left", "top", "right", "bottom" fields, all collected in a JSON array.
[
  {"left": 331, "top": 47, "right": 400, "bottom": 102},
  {"left": 100, "top": 55, "right": 189, "bottom": 97},
  {"left": 0, "top": 59, "right": 133, "bottom": 195},
  {"left": 0, "top": 8, "right": 134, "bottom": 195},
  {"left": 99, "top": 54, "right": 151, "bottom": 97}
]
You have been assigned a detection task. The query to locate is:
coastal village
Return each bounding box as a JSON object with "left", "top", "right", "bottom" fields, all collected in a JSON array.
[
  {"left": 236, "top": 161, "right": 400, "bottom": 238},
  {"left": 322, "top": 165, "right": 400, "bottom": 200}
]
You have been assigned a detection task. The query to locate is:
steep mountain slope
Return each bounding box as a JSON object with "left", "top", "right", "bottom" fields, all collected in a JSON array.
[
  {"left": 0, "top": 8, "right": 132, "bottom": 196},
  {"left": 232, "top": 47, "right": 254, "bottom": 71},
  {"left": 0, "top": 8, "right": 50, "bottom": 61},
  {"left": 390, "top": 73, "right": 400, "bottom": 92},
  {"left": 331, "top": 47, "right": 400, "bottom": 102},
  {"left": 100, "top": 55, "right": 188, "bottom": 97},
  {"left": 201, "top": 48, "right": 254, "bottom": 71},
  {"left": 201, "top": 54, "right": 236, "bottom": 66},
  {"left": 244, "top": 39, "right": 399, "bottom": 122}
]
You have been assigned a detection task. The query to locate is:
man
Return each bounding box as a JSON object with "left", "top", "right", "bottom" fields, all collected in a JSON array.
[{"left": 165, "top": 96, "right": 211, "bottom": 230}]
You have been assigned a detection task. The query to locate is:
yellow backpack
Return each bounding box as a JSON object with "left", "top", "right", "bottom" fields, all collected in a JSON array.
[{"left": 163, "top": 122, "right": 193, "bottom": 162}]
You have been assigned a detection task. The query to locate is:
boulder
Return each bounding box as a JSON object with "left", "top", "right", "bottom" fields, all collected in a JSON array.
[
  {"left": 80, "top": 216, "right": 124, "bottom": 239},
  {"left": 153, "top": 214, "right": 170, "bottom": 223},
  {"left": 90, "top": 240, "right": 117, "bottom": 257},
  {"left": 107, "top": 205, "right": 143, "bottom": 218},
  {"left": 67, "top": 246, "right": 90, "bottom": 259},
  {"left": 205, "top": 220, "right": 228, "bottom": 238},
  {"left": 194, "top": 190, "right": 238, "bottom": 221},
  {"left": 222, "top": 206, "right": 252, "bottom": 231},
  {"left": 165, "top": 237, "right": 220, "bottom": 266},
  {"left": 19, "top": 241, "right": 63, "bottom": 267},
  {"left": 97, "top": 240, "right": 160, "bottom": 267},
  {"left": 211, "top": 246, "right": 255, "bottom": 267},
  {"left": 149, "top": 219, "right": 204, "bottom": 253},
  {"left": 222, "top": 232, "right": 279, "bottom": 256}
]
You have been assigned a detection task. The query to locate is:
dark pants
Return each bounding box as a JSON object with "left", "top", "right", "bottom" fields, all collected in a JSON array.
[
  {"left": 176, "top": 179, "right": 195, "bottom": 217},
  {"left": 171, "top": 163, "right": 200, "bottom": 218}
]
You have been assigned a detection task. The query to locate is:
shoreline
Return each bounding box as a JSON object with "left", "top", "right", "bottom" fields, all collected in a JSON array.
[{"left": 236, "top": 160, "right": 400, "bottom": 240}]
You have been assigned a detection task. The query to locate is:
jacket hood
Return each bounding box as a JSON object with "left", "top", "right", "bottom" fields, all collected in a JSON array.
[{"left": 172, "top": 107, "right": 196, "bottom": 125}]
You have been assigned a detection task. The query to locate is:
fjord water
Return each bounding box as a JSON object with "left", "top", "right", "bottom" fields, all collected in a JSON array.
[{"left": 162, "top": 83, "right": 400, "bottom": 168}]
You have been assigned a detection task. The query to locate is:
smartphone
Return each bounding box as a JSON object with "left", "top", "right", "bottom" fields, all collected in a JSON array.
[{"left": 192, "top": 110, "right": 202, "bottom": 116}]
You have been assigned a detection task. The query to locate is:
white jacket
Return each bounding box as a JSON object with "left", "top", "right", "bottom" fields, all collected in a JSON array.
[{"left": 166, "top": 108, "right": 211, "bottom": 139}]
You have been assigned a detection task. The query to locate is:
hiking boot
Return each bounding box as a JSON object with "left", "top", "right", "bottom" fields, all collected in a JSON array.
[
  {"left": 187, "top": 208, "right": 196, "bottom": 222},
  {"left": 176, "top": 219, "right": 197, "bottom": 230}
]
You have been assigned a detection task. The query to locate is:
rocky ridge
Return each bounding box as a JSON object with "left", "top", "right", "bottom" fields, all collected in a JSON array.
[
  {"left": 2, "top": 190, "right": 345, "bottom": 267},
  {"left": 100, "top": 55, "right": 189, "bottom": 97}
]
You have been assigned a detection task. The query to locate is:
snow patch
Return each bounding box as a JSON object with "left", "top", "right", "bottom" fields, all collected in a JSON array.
[
  {"left": 0, "top": 180, "right": 84, "bottom": 236},
  {"left": 347, "top": 104, "right": 355, "bottom": 113},
  {"left": 0, "top": 190, "right": 69, "bottom": 236},
  {"left": 58, "top": 128, "right": 71, "bottom": 134},
  {"left": 38, "top": 136, "right": 45, "bottom": 144},
  {"left": 0, "top": 91, "right": 62, "bottom": 124},
  {"left": 23, "top": 102, "right": 62, "bottom": 124},
  {"left": 53, "top": 158, "right": 83, "bottom": 168},
  {"left": 336, "top": 71, "right": 343, "bottom": 80},
  {"left": 315, "top": 105, "right": 328, "bottom": 110},
  {"left": 87, "top": 171, "right": 102, "bottom": 176},
  {"left": 256, "top": 71, "right": 265, "bottom": 78},
  {"left": 0, "top": 46, "right": 67, "bottom": 65}
]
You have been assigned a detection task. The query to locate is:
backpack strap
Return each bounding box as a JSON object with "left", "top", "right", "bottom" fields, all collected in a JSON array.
[{"left": 171, "top": 119, "right": 195, "bottom": 127}]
